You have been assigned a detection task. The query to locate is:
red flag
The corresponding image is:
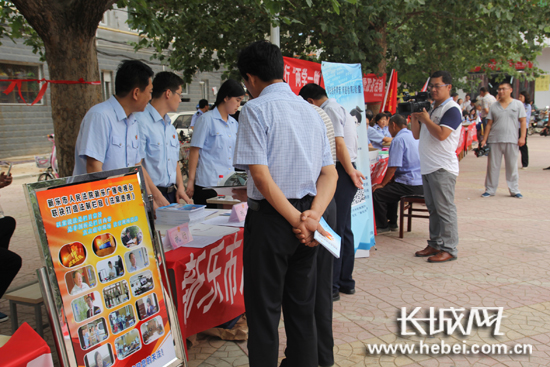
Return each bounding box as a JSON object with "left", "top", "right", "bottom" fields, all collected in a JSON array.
[
  {"left": 421, "top": 77, "right": 430, "bottom": 92},
  {"left": 362, "top": 73, "right": 386, "bottom": 103},
  {"left": 382, "top": 70, "right": 398, "bottom": 114}
]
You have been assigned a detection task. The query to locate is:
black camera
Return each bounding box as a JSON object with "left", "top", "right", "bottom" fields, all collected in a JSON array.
[
  {"left": 397, "top": 92, "right": 432, "bottom": 116},
  {"left": 474, "top": 145, "right": 490, "bottom": 157}
]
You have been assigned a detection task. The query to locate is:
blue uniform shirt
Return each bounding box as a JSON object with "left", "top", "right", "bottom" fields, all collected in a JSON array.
[
  {"left": 368, "top": 126, "right": 385, "bottom": 150},
  {"left": 190, "top": 107, "right": 238, "bottom": 187},
  {"left": 234, "top": 82, "right": 333, "bottom": 200},
  {"left": 387, "top": 129, "right": 422, "bottom": 186},
  {"left": 136, "top": 103, "right": 180, "bottom": 187},
  {"left": 382, "top": 125, "right": 392, "bottom": 138},
  {"left": 190, "top": 109, "right": 204, "bottom": 128},
  {"left": 73, "top": 96, "right": 144, "bottom": 175}
]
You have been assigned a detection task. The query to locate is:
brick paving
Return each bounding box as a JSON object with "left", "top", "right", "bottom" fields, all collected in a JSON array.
[{"left": 2, "top": 136, "right": 550, "bottom": 366}]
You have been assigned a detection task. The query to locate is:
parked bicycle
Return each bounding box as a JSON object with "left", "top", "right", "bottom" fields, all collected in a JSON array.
[{"left": 35, "top": 134, "right": 59, "bottom": 181}]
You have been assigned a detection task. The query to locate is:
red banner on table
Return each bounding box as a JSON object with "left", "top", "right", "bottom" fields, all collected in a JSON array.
[
  {"left": 283, "top": 56, "right": 324, "bottom": 95},
  {"left": 165, "top": 230, "right": 245, "bottom": 338},
  {"left": 456, "top": 125, "right": 465, "bottom": 156},
  {"left": 370, "top": 157, "right": 389, "bottom": 185},
  {"left": 362, "top": 73, "right": 386, "bottom": 103}
]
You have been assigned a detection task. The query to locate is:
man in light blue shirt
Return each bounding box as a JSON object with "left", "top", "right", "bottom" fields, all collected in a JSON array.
[
  {"left": 299, "top": 84, "right": 364, "bottom": 302},
  {"left": 73, "top": 60, "right": 168, "bottom": 209},
  {"left": 189, "top": 99, "right": 209, "bottom": 129},
  {"left": 234, "top": 41, "right": 337, "bottom": 367},
  {"left": 136, "top": 72, "right": 192, "bottom": 204},
  {"left": 372, "top": 114, "right": 423, "bottom": 233}
]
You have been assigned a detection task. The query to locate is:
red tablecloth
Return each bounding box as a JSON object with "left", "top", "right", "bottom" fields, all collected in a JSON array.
[
  {"left": 164, "top": 229, "right": 245, "bottom": 338},
  {"left": 0, "top": 322, "right": 54, "bottom": 367}
]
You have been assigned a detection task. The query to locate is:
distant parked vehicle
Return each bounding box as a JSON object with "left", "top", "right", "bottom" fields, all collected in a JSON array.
[{"left": 168, "top": 111, "right": 196, "bottom": 142}]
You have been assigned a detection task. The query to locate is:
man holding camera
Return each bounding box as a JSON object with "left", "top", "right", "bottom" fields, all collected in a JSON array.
[
  {"left": 480, "top": 82, "right": 526, "bottom": 198},
  {"left": 411, "top": 71, "right": 462, "bottom": 263}
]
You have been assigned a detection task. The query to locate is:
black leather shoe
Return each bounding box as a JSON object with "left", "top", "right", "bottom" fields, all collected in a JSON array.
[
  {"left": 340, "top": 288, "right": 355, "bottom": 295},
  {"left": 332, "top": 292, "right": 340, "bottom": 302}
]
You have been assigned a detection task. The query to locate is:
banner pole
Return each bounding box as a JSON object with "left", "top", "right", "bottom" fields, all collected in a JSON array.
[
  {"left": 37, "top": 267, "right": 72, "bottom": 367},
  {"left": 382, "top": 69, "right": 394, "bottom": 110}
]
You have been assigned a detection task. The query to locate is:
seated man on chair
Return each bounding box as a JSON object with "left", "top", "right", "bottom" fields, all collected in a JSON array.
[{"left": 372, "top": 114, "right": 423, "bottom": 233}]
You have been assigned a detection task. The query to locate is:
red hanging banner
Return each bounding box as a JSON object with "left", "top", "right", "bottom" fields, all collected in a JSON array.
[
  {"left": 282, "top": 56, "right": 324, "bottom": 95},
  {"left": 382, "top": 70, "right": 398, "bottom": 114},
  {"left": 362, "top": 73, "right": 386, "bottom": 103},
  {"left": 2, "top": 78, "right": 101, "bottom": 106}
]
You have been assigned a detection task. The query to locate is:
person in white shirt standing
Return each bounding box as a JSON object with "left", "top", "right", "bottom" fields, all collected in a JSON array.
[
  {"left": 478, "top": 87, "right": 497, "bottom": 140},
  {"left": 411, "top": 71, "right": 462, "bottom": 263},
  {"left": 480, "top": 82, "right": 526, "bottom": 198}
]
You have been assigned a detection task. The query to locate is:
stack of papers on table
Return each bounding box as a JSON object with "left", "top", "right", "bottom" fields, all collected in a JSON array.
[{"left": 156, "top": 204, "right": 212, "bottom": 226}]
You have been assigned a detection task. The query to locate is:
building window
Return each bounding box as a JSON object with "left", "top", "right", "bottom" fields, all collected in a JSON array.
[
  {"left": 0, "top": 62, "right": 43, "bottom": 105},
  {"left": 181, "top": 83, "right": 189, "bottom": 95},
  {"left": 101, "top": 71, "right": 114, "bottom": 101},
  {"left": 200, "top": 80, "right": 209, "bottom": 100}
]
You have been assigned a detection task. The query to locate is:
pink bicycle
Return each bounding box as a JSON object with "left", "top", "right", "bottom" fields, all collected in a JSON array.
[{"left": 35, "top": 134, "right": 59, "bottom": 181}]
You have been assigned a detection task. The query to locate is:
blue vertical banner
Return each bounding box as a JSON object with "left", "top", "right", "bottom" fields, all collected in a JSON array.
[{"left": 321, "top": 62, "right": 376, "bottom": 254}]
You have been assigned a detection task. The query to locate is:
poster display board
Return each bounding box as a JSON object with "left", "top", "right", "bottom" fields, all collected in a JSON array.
[
  {"left": 321, "top": 61, "right": 376, "bottom": 254},
  {"left": 25, "top": 168, "right": 184, "bottom": 367}
]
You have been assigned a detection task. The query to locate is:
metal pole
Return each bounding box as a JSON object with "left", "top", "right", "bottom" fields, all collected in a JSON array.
[
  {"left": 37, "top": 267, "right": 71, "bottom": 367},
  {"left": 270, "top": 14, "right": 280, "bottom": 47}
]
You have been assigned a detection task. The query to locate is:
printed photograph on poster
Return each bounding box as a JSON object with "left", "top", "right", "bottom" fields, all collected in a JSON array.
[
  {"left": 65, "top": 265, "right": 97, "bottom": 296},
  {"left": 96, "top": 256, "right": 125, "bottom": 283},
  {"left": 130, "top": 270, "right": 155, "bottom": 297},
  {"left": 120, "top": 225, "right": 143, "bottom": 248},
  {"left": 84, "top": 342, "right": 114, "bottom": 367},
  {"left": 72, "top": 291, "right": 103, "bottom": 323},
  {"left": 108, "top": 304, "right": 136, "bottom": 334},
  {"left": 103, "top": 280, "right": 130, "bottom": 309},
  {"left": 114, "top": 329, "right": 142, "bottom": 360},
  {"left": 140, "top": 316, "right": 165, "bottom": 345},
  {"left": 124, "top": 247, "right": 149, "bottom": 273},
  {"left": 78, "top": 317, "right": 109, "bottom": 350},
  {"left": 58, "top": 241, "right": 87, "bottom": 268},
  {"left": 92, "top": 233, "right": 117, "bottom": 257},
  {"left": 136, "top": 293, "right": 159, "bottom": 321}
]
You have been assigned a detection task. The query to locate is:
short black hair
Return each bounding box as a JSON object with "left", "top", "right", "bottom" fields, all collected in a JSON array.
[
  {"left": 451, "top": 92, "right": 458, "bottom": 97},
  {"left": 365, "top": 109, "right": 374, "bottom": 122},
  {"left": 499, "top": 81, "right": 512, "bottom": 89},
  {"left": 299, "top": 83, "right": 328, "bottom": 100},
  {"left": 520, "top": 90, "right": 531, "bottom": 104},
  {"left": 115, "top": 60, "right": 154, "bottom": 97},
  {"left": 480, "top": 87, "right": 488, "bottom": 93},
  {"left": 374, "top": 112, "right": 387, "bottom": 125},
  {"left": 389, "top": 114, "right": 407, "bottom": 128},
  {"left": 213, "top": 79, "right": 245, "bottom": 108},
  {"left": 237, "top": 41, "right": 284, "bottom": 82},
  {"left": 198, "top": 99, "right": 209, "bottom": 108},
  {"left": 430, "top": 70, "right": 452, "bottom": 85},
  {"left": 466, "top": 93, "right": 471, "bottom": 98},
  {"left": 152, "top": 71, "right": 184, "bottom": 99}
]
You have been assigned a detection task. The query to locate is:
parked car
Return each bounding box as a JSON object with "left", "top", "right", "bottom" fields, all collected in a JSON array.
[{"left": 168, "top": 111, "right": 196, "bottom": 141}]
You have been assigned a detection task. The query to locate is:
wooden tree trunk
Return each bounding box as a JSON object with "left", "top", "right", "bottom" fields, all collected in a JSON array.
[
  {"left": 12, "top": 0, "right": 115, "bottom": 177},
  {"left": 45, "top": 38, "right": 102, "bottom": 177},
  {"left": 368, "top": 24, "right": 388, "bottom": 115}
]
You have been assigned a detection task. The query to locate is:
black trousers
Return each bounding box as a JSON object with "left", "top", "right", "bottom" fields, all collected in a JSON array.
[
  {"left": 332, "top": 162, "right": 358, "bottom": 294},
  {"left": 192, "top": 184, "right": 217, "bottom": 208},
  {"left": 317, "top": 198, "right": 336, "bottom": 366},
  {"left": 0, "top": 216, "right": 21, "bottom": 298},
  {"left": 244, "top": 196, "right": 318, "bottom": 367},
  {"left": 373, "top": 181, "right": 424, "bottom": 229},
  {"left": 519, "top": 128, "right": 528, "bottom": 168},
  {"left": 159, "top": 189, "right": 177, "bottom": 204}
]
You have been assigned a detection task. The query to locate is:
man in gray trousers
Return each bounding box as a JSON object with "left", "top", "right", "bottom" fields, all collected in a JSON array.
[
  {"left": 411, "top": 71, "right": 462, "bottom": 263},
  {"left": 480, "top": 82, "right": 527, "bottom": 199}
]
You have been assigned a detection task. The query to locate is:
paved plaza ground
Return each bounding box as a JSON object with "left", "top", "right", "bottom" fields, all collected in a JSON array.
[{"left": 1, "top": 135, "right": 550, "bottom": 366}]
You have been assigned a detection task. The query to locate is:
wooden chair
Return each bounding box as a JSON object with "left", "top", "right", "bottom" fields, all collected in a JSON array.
[{"left": 399, "top": 195, "right": 430, "bottom": 238}]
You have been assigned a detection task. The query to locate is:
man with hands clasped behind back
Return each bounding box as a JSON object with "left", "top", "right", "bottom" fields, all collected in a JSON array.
[
  {"left": 410, "top": 71, "right": 462, "bottom": 263},
  {"left": 234, "top": 41, "right": 337, "bottom": 367}
]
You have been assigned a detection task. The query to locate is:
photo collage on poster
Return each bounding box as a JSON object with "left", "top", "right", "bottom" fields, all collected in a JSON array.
[{"left": 60, "top": 222, "right": 159, "bottom": 364}]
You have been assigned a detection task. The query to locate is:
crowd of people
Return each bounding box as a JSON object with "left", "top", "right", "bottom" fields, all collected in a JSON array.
[{"left": 0, "top": 38, "right": 538, "bottom": 367}]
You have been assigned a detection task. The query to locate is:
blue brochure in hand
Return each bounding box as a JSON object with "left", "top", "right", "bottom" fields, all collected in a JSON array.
[{"left": 313, "top": 217, "right": 341, "bottom": 258}]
